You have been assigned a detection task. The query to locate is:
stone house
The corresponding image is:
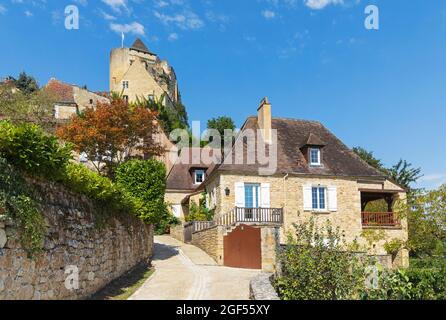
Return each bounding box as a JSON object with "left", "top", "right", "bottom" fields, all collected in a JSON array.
[
  {"left": 169, "top": 98, "right": 409, "bottom": 272},
  {"left": 44, "top": 78, "right": 110, "bottom": 121}
]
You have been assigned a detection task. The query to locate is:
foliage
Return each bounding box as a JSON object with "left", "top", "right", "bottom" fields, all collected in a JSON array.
[
  {"left": 134, "top": 94, "right": 189, "bottom": 134},
  {"left": 384, "top": 239, "right": 405, "bottom": 257},
  {"left": 0, "top": 121, "right": 73, "bottom": 179},
  {"left": 0, "top": 85, "right": 57, "bottom": 132},
  {"left": 388, "top": 159, "right": 423, "bottom": 191},
  {"left": 186, "top": 194, "right": 215, "bottom": 222},
  {"left": 407, "top": 184, "right": 446, "bottom": 258},
  {"left": 62, "top": 162, "right": 136, "bottom": 216},
  {"left": 115, "top": 159, "right": 177, "bottom": 233},
  {"left": 363, "top": 267, "right": 446, "bottom": 300},
  {"left": 15, "top": 72, "right": 39, "bottom": 95},
  {"left": 353, "top": 147, "right": 386, "bottom": 172},
  {"left": 353, "top": 147, "right": 422, "bottom": 190},
  {"left": 275, "top": 218, "right": 369, "bottom": 300},
  {"left": 57, "top": 97, "right": 163, "bottom": 176},
  {"left": 0, "top": 157, "right": 46, "bottom": 257},
  {"left": 205, "top": 116, "right": 236, "bottom": 149}
]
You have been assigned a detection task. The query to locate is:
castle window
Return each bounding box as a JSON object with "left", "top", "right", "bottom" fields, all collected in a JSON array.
[
  {"left": 310, "top": 148, "right": 321, "bottom": 166},
  {"left": 122, "top": 81, "right": 129, "bottom": 89}
]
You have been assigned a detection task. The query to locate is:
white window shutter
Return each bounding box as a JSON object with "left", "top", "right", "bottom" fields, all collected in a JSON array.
[
  {"left": 328, "top": 186, "right": 338, "bottom": 212},
  {"left": 260, "top": 183, "right": 271, "bottom": 208},
  {"left": 235, "top": 182, "right": 245, "bottom": 207},
  {"left": 303, "top": 185, "right": 312, "bottom": 211}
]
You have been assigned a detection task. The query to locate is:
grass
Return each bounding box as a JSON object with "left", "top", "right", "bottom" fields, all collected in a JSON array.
[{"left": 89, "top": 262, "right": 154, "bottom": 300}]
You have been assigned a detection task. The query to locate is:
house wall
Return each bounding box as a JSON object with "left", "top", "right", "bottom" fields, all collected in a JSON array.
[
  {"left": 165, "top": 191, "right": 190, "bottom": 221},
  {"left": 209, "top": 173, "right": 409, "bottom": 268}
]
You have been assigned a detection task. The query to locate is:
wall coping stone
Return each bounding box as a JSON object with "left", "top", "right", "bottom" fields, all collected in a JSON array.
[{"left": 249, "top": 273, "right": 280, "bottom": 300}]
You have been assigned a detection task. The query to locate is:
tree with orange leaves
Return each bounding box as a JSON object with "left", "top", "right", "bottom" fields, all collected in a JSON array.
[{"left": 57, "top": 97, "right": 164, "bottom": 176}]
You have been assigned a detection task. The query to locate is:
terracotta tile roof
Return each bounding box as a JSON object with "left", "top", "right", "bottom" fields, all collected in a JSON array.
[
  {"left": 166, "top": 148, "right": 221, "bottom": 191},
  {"left": 44, "top": 79, "right": 75, "bottom": 103},
  {"left": 217, "top": 117, "right": 385, "bottom": 178}
]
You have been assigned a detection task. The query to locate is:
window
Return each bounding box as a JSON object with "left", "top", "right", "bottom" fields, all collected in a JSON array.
[
  {"left": 123, "top": 95, "right": 129, "bottom": 103},
  {"left": 244, "top": 184, "right": 260, "bottom": 208},
  {"left": 89, "top": 99, "right": 93, "bottom": 104},
  {"left": 194, "top": 170, "right": 205, "bottom": 185},
  {"left": 122, "top": 81, "right": 129, "bottom": 89},
  {"left": 312, "top": 187, "right": 327, "bottom": 211},
  {"left": 310, "top": 148, "right": 321, "bottom": 166},
  {"left": 148, "top": 94, "right": 155, "bottom": 102}
]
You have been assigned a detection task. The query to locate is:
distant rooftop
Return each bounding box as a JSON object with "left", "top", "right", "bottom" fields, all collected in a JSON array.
[{"left": 130, "top": 38, "right": 153, "bottom": 55}]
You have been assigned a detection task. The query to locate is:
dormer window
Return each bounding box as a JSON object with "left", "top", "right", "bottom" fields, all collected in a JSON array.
[
  {"left": 310, "top": 148, "right": 321, "bottom": 166},
  {"left": 194, "top": 170, "right": 205, "bottom": 185}
]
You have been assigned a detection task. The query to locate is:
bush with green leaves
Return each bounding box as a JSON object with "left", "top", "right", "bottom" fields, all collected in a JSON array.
[
  {"left": 186, "top": 196, "right": 215, "bottom": 222},
  {"left": 62, "top": 162, "right": 136, "bottom": 215},
  {"left": 115, "top": 159, "right": 177, "bottom": 232},
  {"left": 0, "top": 120, "right": 72, "bottom": 179},
  {"left": 0, "top": 157, "right": 46, "bottom": 257},
  {"left": 275, "top": 218, "right": 369, "bottom": 300}
]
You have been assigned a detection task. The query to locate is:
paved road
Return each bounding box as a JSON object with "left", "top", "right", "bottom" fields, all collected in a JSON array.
[{"left": 129, "top": 235, "right": 260, "bottom": 300}]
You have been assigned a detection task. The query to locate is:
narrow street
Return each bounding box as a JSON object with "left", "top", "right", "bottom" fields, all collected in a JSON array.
[{"left": 129, "top": 236, "right": 260, "bottom": 300}]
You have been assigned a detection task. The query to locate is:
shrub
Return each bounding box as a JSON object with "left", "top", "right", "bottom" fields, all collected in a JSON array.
[
  {"left": 186, "top": 198, "right": 215, "bottom": 222},
  {"left": 115, "top": 159, "right": 176, "bottom": 231},
  {"left": 0, "top": 157, "right": 46, "bottom": 257},
  {"left": 275, "top": 218, "right": 368, "bottom": 300},
  {"left": 0, "top": 121, "right": 72, "bottom": 179},
  {"left": 62, "top": 162, "right": 136, "bottom": 215}
]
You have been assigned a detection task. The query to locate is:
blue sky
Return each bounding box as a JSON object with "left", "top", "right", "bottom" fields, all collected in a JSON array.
[{"left": 0, "top": 0, "right": 445, "bottom": 189}]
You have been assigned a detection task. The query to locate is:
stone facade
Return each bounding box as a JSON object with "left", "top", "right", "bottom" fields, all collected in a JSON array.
[
  {"left": 205, "top": 172, "right": 409, "bottom": 268},
  {"left": 109, "top": 42, "right": 180, "bottom": 107},
  {"left": 0, "top": 180, "right": 153, "bottom": 300},
  {"left": 170, "top": 223, "right": 186, "bottom": 243},
  {"left": 191, "top": 226, "right": 224, "bottom": 264},
  {"left": 165, "top": 191, "right": 190, "bottom": 220}
]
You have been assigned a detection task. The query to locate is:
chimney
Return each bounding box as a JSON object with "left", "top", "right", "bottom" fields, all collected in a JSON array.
[{"left": 257, "top": 97, "right": 272, "bottom": 144}]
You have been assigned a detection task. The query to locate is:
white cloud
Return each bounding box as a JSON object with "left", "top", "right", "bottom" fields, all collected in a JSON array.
[
  {"left": 168, "top": 32, "right": 178, "bottom": 41},
  {"left": 418, "top": 173, "right": 446, "bottom": 190},
  {"left": 154, "top": 10, "right": 204, "bottom": 30},
  {"left": 110, "top": 22, "right": 145, "bottom": 35},
  {"left": 102, "top": 0, "right": 128, "bottom": 12},
  {"left": 304, "top": 0, "right": 344, "bottom": 10},
  {"left": 0, "top": 5, "right": 6, "bottom": 14},
  {"left": 100, "top": 10, "right": 116, "bottom": 20},
  {"left": 262, "top": 10, "right": 276, "bottom": 19},
  {"left": 74, "top": 0, "right": 88, "bottom": 6},
  {"left": 24, "top": 10, "right": 33, "bottom": 17}
]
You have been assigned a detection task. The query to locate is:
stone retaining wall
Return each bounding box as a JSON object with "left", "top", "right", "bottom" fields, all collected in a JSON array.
[
  {"left": 249, "top": 273, "right": 280, "bottom": 300},
  {"left": 0, "top": 180, "right": 153, "bottom": 300},
  {"left": 170, "top": 223, "right": 185, "bottom": 243},
  {"left": 191, "top": 226, "right": 224, "bottom": 264}
]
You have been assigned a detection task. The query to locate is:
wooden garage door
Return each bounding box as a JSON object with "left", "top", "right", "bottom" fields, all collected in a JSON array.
[{"left": 224, "top": 225, "right": 261, "bottom": 269}]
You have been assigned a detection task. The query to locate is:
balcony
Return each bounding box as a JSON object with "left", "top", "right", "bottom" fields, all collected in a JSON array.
[
  {"left": 216, "top": 207, "right": 284, "bottom": 226},
  {"left": 361, "top": 212, "right": 401, "bottom": 228}
]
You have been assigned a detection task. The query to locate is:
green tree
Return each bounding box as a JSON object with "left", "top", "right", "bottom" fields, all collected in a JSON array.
[
  {"left": 206, "top": 116, "right": 236, "bottom": 149},
  {"left": 15, "top": 72, "right": 39, "bottom": 95},
  {"left": 388, "top": 160, "right": 423, "bottom": 191},
  {"left": 115, "top": 159, "right": 178, "bottom": 233},
  {"left": 407, "top": 184, "right": 446, "bottom": 258},
  {"left": 353, "top": 146, "right": 386, "bottom": 172}
]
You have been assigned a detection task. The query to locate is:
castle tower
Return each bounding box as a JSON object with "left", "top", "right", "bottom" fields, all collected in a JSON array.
[{"left": 109, "top": 38, "right": 180, "bottom": 106}]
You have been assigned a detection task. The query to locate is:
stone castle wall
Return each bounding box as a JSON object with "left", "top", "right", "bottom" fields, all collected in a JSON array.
[{"left": 0, "top": 180, "right": 153, "bottom": 300}]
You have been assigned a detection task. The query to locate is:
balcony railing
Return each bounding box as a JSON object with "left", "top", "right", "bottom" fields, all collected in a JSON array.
[
  {"left": 216, "top": 207, "right": 284, "bottom": 226},
  {"left": 361, "top": 212, "right": 401, "bottom": 227}
]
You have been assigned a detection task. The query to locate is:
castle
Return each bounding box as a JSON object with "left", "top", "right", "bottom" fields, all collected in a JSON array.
[
  {"left": 110, "top": 38, "right": 181, "bottom": 106},
  {"left": 48, "top": 38, "right": 181, "bottom": 120}
]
